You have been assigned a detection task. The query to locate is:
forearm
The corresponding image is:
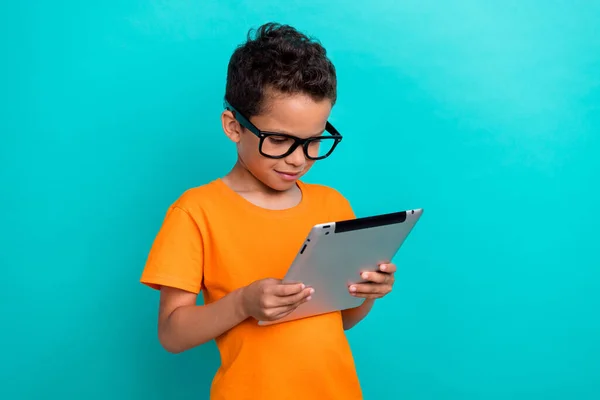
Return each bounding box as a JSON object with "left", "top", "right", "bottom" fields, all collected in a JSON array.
[
  {"left": 341, "top": 299, "right": 375, "bottom": 330},
  {"left": 159, "top": 288, "right": 248, "bottom": 353}
]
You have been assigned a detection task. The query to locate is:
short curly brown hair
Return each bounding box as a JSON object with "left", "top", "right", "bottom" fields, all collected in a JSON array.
[{"left": 224, "top": 22, "right": 337, "bottom": 118}]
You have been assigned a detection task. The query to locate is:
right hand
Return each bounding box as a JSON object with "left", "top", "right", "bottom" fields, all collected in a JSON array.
[{"left": 240, "top": 278, "right": 314, "bottom": 322}]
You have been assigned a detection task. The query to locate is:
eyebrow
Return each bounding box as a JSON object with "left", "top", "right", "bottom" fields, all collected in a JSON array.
[{"left": 267, "top": 128, "right": 326, "bottom": 137}]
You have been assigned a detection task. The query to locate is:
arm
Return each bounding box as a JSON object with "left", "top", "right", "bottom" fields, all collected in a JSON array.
[
  {"left": 341, "top": 299, "right": 375, "bottom": 330},
  {"left": 157, "top": 279, "right": 313, "bottom": 353},
  {"left": 142, "top": 206, "right": 252, "bottom": 353},
  {"left": 158, "top": 286, "right": 247, "bottom": 353}
]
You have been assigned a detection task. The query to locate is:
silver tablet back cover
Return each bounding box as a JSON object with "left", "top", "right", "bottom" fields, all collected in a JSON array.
[{"left": 258, "top": 208, "right": 423, "bottom": 326}]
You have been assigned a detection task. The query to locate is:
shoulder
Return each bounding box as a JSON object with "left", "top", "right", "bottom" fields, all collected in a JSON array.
[
  {"left": 300, "top": 181, "right": 349, "bottom": 203},
  {"left": 169, "top": 179, "right": 224, "bottom": 215},
  {"left": 299, "top": 181, "right": 355, "bottom": 219}
]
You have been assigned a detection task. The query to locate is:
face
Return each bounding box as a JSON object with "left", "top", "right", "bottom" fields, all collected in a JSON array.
[{"left": 222, "top": 92, "right": 333, "bottom": 192}]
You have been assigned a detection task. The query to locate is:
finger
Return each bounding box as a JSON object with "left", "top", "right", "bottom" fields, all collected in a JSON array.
[
  {"left": 260, "top": 287, "right": 311, "bottom": 309},
  {"left": 264, "top": 295, "right": 311, "bottom": 320},
  {"left": 268, "top": 306, "right": 298, "bottom": 321},
  {"left": 351, "top": 293, "right": 385, "bottom": 299},
  {"left": 349, "top": 283, "right": 391, "bottom": 295},
  {"left": 379, "top": 263, "right": 397, "bottom": 273},
  {"left": 360, "top": 271, "right": 390, "bottom": 284},
  {"left": 275, "top": 287, "right": 314, "bottom": 307},
  {"left": 270, "top": 282, "right": 306, "bottom": 297}
]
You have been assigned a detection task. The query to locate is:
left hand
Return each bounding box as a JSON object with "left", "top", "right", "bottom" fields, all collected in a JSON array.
[{"left": 348, "top": 263, "right": 396, "bottom": 299}]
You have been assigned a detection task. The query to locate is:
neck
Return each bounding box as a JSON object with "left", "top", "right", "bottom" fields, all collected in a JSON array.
[
  {"left": 222, "top": 159, "right": 302, "bottom": 210},
  {"left": 224, "top": 159, "right": 290, "bottom": 195}
]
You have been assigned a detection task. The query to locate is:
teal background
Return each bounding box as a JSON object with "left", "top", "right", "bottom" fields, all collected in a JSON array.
[{"left": 1, "top": 1, "right": 599, "bottom": 399}]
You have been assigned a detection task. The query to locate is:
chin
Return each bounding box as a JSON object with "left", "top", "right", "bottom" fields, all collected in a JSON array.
[{"left": 267, "top": 179, "right": 297, "bottom": 192}]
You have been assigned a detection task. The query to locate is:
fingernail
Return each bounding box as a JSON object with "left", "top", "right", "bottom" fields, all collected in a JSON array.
[
  {"left": 306, "top": 296, "right": 312, "bottom": 301},
  {"left": 300, "top": 284, "right": 305, "bottom": 289},
  {"left": 380, "top": 264, "right": 387, "bottom": 271},
  {"left": 362, "top": 272, "right": 369, "bottom": 279},
  {"left": 349, "top": 286, "right": 356, "bottom": 292},
  {"left": 309, "top": 288, "right": 315, "bottom": 295}
]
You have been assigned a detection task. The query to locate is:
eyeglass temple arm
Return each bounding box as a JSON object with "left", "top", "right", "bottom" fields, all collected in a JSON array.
[
  {"left": 224, "top": 100, "right": 260, "bottom": 135},
  {"left": 227, "top": 99, "right": 341, "bottom": 139},
  {"left": 326, "top": 121, "right": 342, "bottom": 138}
]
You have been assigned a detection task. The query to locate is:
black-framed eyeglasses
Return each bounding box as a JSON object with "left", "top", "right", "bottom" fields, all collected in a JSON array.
[{"left": 224, "top": 99, "right": 343, "bottom": 160}]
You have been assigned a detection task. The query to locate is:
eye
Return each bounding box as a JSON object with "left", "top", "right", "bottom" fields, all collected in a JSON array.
[{"left": 266, "top": 135, "right": 291, "bottom": 145}]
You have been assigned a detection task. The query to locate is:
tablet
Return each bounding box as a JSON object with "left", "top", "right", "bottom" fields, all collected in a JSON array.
[{"left": 258, "top": 208, "right": 423, "bottom": 326}]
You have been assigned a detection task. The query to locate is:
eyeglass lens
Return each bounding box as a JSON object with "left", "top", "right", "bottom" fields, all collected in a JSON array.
[{"left": 261, "top": 135, "right": 337, "bottom": 159}]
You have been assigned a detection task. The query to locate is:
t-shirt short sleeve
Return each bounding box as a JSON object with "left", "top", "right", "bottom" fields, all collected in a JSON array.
[{"left": 140, "top": 206, "right": 204, "bottom": 294}]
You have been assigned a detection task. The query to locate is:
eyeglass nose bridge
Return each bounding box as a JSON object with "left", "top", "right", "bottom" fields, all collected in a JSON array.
[{"left": 281, "top": 136, "right": 311, "bottom": 159}]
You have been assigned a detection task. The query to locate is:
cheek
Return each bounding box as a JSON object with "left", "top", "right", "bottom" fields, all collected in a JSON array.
[
  {"left": 238, "top": 135, "right": 260, "bottom": 159},
  {"left": 238, "top": 137, "right": 276, "bottom": 168},
  {"left": 299, "top": 159, "right": 316, "bottom": 173}
]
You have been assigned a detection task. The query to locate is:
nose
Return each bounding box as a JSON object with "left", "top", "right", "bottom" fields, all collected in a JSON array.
[{"left": 285, "top": 144, "right": 306, "bottom": 167}]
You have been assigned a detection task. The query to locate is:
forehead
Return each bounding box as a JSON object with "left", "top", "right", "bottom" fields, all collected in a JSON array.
[{"left": 251, "top": 92, "right": 332, "bottom": 138}]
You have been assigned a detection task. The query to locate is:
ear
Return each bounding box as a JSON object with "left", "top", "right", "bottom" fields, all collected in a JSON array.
[{"left": 221, "top": 110, "right": 242, "bottom": 143}]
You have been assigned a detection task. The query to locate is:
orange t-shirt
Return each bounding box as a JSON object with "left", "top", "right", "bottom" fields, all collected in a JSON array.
[{"left": 140, "top": 178, "right": 363, "bottom": 400}]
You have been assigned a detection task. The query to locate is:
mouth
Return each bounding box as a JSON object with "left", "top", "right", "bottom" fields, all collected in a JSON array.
[{"left": 275, "top": 170, "right": 302, "bottom": 181}]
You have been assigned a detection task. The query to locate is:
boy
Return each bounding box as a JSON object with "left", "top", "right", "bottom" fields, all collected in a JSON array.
[{"left": 140, "top": 22, "right": 397, "bottom": 400}]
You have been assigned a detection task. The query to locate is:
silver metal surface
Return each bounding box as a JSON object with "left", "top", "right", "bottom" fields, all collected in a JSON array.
[{"left": 258, "top": 208, "right": 423, "bottom": 326}]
